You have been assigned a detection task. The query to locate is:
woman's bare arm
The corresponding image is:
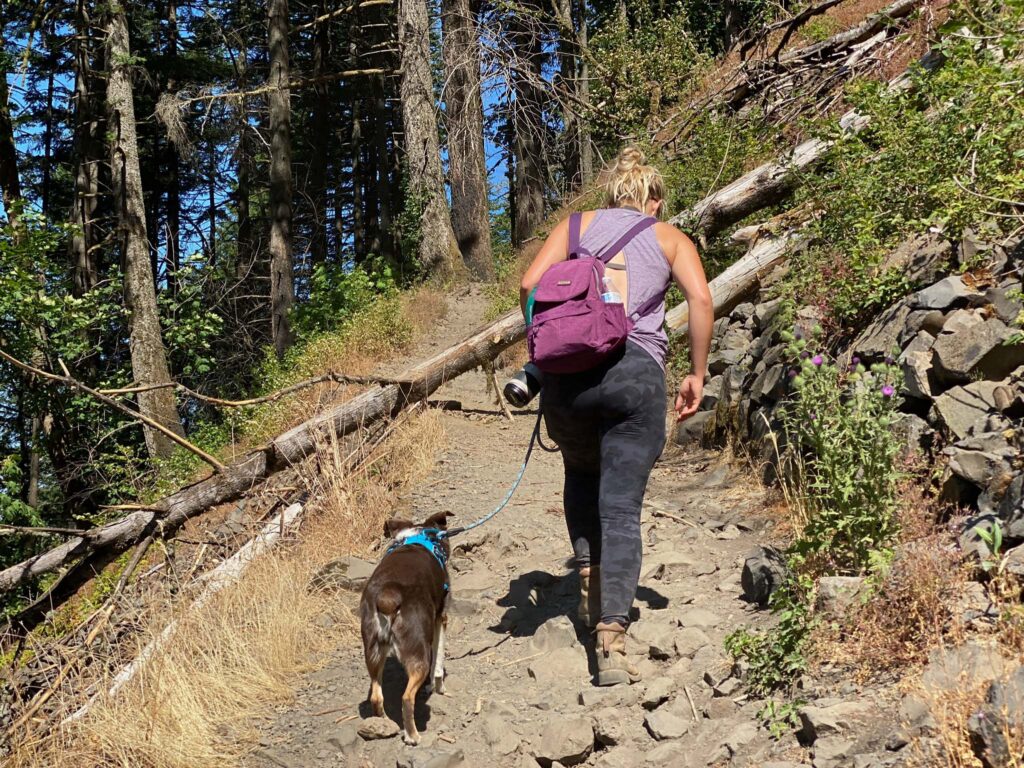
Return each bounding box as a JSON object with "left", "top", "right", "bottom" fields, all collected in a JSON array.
[{"left": 660, "top": 225, "right": 713, "bottom": 421}]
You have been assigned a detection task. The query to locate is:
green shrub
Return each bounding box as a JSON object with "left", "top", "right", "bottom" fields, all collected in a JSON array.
[
  {"left": 781, "top": 0, "right": 1024, "bottom": 328},
  {"left": 726, "top": 332, "right": 905, "bottom": 697},
  {"left": 780, "top": 332, "right": 904, "bottom": 573},
  {"left": 586, "top": 7, "right": 706, "bottom": 146}
]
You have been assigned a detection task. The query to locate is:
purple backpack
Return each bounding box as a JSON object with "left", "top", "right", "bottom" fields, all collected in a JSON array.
[{"left": 526, "top": 212, "right": 662, "bottom": 374}]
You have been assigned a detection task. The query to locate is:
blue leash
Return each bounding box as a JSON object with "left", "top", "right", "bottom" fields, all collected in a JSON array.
[{"left": 442, "top": 409, "right": 548, "bottom": 539}]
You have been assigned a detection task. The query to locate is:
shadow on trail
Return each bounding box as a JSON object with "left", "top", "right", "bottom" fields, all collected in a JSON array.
[
  {"left": 488, "top": 569, "right": 670, "bottom": 638},
  {"left": 356, "top": 656, "right": 433, "bottom": 733}
]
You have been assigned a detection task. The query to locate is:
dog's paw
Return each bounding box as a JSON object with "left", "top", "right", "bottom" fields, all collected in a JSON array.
[
  {"left": 432, "top": 676, "right": 446, "bottom": 695},
  {"left": 402, "top": 731, "right": 421, "bottom": 746}
]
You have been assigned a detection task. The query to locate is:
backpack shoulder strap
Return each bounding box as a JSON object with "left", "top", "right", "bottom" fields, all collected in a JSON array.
[
  {"left": 567, "top": 213, "right": 583, "bottom": 259},
  {"left": 630, "top": 287, "right": 668, "bottom": 323},
  {"left": 595, "top": 216, "right": 657, "bottom": 263}
]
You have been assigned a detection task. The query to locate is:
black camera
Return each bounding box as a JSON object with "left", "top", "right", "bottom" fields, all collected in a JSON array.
[{"left": 503, "top": 363, "right": 544, "bottom": 408}]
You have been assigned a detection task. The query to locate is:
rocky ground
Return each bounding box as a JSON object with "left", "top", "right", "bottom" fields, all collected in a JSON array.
[{"left": 239, "top": 287, "right": 998, "bottom": 768}]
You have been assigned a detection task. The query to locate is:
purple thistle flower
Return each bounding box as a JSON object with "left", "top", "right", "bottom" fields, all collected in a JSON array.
[
  {"left": 851, "top": 356, "right": 861, "bottom": 366},
  {"left": 885, "top": 355, "right": 895, "bottom": 365},
  {"left": 794, "top": 329, "right": 804, "bottom": 340},
  {"left": 812, "top": 355, "right": 823, "bottom": 366},
  {"left": 800, "top": 350, "right": 810, "bottom": 359},
  {"left": 881, "top": 384, "right": 895, "bottom": 398},
  {"left": 788, "top": 368, "right": 798, "bottom": 378}
]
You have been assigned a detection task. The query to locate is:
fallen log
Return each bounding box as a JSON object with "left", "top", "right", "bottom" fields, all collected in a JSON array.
[
  {"left": 0, "top": 311, "right": 525, "bottom": 595},
  {"left": 666, "top": 228, "right": 802, "bottom": 334},
  {"left": 662, "top": 0, "right": 927, "bottom": 151}
]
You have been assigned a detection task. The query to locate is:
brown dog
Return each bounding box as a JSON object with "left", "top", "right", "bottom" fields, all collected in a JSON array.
[{"left": 360, "top": 511, "right": 452, "bottom": 745}]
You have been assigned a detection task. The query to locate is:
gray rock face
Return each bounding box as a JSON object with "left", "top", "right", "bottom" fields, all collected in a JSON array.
[
  {"left": 741, "top": 546, "right": 789, "bottom": 606},
  {"left": 932, "top": 312, "right": 1020, "bottom": 382},
  {"left": 644, "top": 708, "right": 690, "bottom": 740},
  {"left": 709, "top": 327, "right": 753, "bottom": 375},
  {"left": 932, "top": 380, "right": 1011, "bottom": 440},
  {"left": 998, "top": 473, "right": 1024, "bottom": 540},
  {"left": 944, "top": 434, "right": 1016, "bottom": 488},
  {"left": 534, "top": 716, "right": 595, "bottom": 767},
  {"left": 894, "top": 413, "right": 934, "bottom": 455},
  {"left": 853, "top": 300, "right": 911, "bottom": 362},
  {"left": 920, "top": 641, "right": 1014, "bottom": 692},
  {"left": 968, "top": 666, "right": 1024, "bottom": 768},
  {"left": 882, "top": 232, "right": 953, "bottom": 286},
  {"left": 815, "top": 577, "right": 867, "bottom": 617},
  {"left": 754, "top": 299, "right": 783, "bottom": 331},
  {"left": 912, "top": 275, "right": 983, "bottom": 310}
]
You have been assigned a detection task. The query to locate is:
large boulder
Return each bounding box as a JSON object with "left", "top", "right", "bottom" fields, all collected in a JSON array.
[
  {"left": 882, "top": 232, "right": 953, "bottom": 286},
  {"left": 931, "top": 380, "right": 1012, "bottom": 440},
  {"left": 741, "top": 546, "right": 789, "bottom": 606},
  {"left": 932, "top": 311, "right": 1024, "bottom": 383},
  {"left": 852, "top": 300, "right": 911, "bottom": 362},
  {"left": 911, "top": 275, "right": 985, "bottom": 310},
  {"left": 943, "top": 433, "right": 1016, "bottom": 489}
]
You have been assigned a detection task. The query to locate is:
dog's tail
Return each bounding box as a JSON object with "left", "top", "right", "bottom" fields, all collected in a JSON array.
[{"left": 372, "top": 585, "right": 402, "bottom": 644}]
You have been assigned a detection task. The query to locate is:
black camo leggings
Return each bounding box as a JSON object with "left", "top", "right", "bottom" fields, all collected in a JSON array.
[{"left": 541, "top": 341, "right": 666, "bottom": 627}]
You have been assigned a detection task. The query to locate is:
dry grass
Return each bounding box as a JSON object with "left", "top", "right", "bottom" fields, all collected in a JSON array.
[
  {"left": 9, "top": 410, "right": 447, "bottom": 768},
  {"left": 907, "top": 648, "right": 1024, "bottom": 768}
]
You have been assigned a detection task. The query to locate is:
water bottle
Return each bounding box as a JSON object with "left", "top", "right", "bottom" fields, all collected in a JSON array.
[
  {"left": 503, "top": 363, "right": 544, "bottom": 408},
  {"left": 601, "top": 275, "right": 622, "bottom": 304}
]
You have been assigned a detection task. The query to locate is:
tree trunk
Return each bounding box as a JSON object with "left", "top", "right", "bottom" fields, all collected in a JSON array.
[
  {"left": 105, "top": 0, "right": 185, "bottom": 458},
  {"left": 268, "top": 0, "right": 295, "bottom": 357},
  {"left": 70, "top": 0, "right": 101, "bottom": 296},
  {"left": 370, "top": 74, "right": 395, "bottom": 265},
  {"left": 576, "top": 0, "right": 592, "bottom": 184},
  {"left": 0, "top": 44, "right": 22, "bottom": 216},
  {"left": 509, "top": 3, "right": 547, "bottom": 246},
  {"left": 398, "top": 0, "right": 461, "bottom": 273},
  {"left": 164, "top": 0, "right": 181, "bottom": 291},
  {"left": 442, "top": 0, "right": 492, "bottom": 278},
  {"left": 309, "top": 0, "right": 330, "bottom": 266},
  {"left": 348, "top": 8, "right": 365, "bottom": 261}
]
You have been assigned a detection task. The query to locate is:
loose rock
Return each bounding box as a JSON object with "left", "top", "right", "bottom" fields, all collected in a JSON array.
[
  {"left": 534, "top": 716, "right": 595, "bottom": 767},
  {"left": 358, "top": 716, "right": 400, "bottom": 740}
]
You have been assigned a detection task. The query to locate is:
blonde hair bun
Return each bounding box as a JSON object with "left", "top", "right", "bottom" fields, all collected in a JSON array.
[{"left": 605, "top": 146, "right": 666, "bottom": 216}]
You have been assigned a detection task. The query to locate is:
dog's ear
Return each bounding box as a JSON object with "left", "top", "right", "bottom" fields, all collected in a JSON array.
[
  {"left": 384, "top": 518, "right": 415, "bottom": 538},
  {"left": 421, "top": 511, "right": 454, "bottom": 530}
]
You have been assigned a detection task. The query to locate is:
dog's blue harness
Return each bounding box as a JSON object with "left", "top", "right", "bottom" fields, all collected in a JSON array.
[{"left": 386, "top": 528, "right": 450, "bottom": 592}]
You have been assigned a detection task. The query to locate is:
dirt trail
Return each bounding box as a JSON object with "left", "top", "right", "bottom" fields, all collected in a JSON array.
[{"left": 246, "top": 287, "right": 793, "bottom": 768}]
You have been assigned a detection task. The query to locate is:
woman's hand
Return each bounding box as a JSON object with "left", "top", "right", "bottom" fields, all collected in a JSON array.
[{"left": 674, "top": 374, "right": 704, "bottom": 422}]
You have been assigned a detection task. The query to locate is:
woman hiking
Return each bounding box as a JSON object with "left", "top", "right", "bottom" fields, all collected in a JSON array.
[{"left": 519, "top": 147, "right": 714, "bottom": 686}]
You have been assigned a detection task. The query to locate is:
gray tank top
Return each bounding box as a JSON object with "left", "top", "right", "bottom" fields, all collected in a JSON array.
[{"left": 579, "top": 208, "right": 672, "bottom": 368}]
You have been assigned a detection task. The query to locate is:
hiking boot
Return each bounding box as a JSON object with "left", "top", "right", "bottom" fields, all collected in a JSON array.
[
  {"left": 577, "top": 566, "right": 600, "bottom": 628},
  {"left": 594, "top": 621, "right": 641, "bottom": 686}
]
